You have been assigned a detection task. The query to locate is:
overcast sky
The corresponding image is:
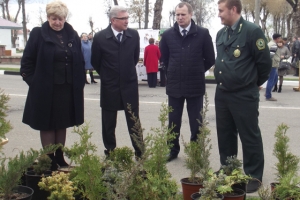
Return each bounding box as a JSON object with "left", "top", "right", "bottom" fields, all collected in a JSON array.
[{"left": 8, "top": 0, "right": 221, "bottom": 41}]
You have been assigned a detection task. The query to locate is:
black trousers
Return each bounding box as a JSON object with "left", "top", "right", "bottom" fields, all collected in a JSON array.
[
  {"left": 215, "top": 86, "right": 264, "bottom": 181},
  {"left": 101, "top": 106, "right": 142, "bottom": 155},
  {"left": 147, "top": 72, "right": 157, "bottom": 88},
  {"left": 159, "top": 68, "right": 166, "bottom": 86},
  {"left": 168, "top": 95, "right": 203, "bottom": 155}
]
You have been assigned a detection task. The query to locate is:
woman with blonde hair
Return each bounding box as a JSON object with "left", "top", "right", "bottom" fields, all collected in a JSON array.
[{"left": 20, "top": 0, "right": 85, "bottom": 170}]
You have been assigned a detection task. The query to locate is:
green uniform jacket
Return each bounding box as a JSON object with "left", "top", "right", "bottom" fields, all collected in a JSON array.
[{"left": 215, "top": 17, "right": 272, "bottom": 91}]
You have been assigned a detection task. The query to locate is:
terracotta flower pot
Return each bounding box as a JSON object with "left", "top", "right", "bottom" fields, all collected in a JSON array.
[
  {"left": 223, "top": 188, "right": 245, "bottom": 200},
  {"left": 181, "top": 178, "right": 203, "bottom": 200}
]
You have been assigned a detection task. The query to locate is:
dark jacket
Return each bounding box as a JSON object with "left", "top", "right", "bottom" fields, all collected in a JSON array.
[
  {"left": 20, "top": 21, "right": 85, "bottom": 130},
  {"left": 91, "top": 25, "right": 140, "bottom": 111},
  {"left": 160, "top": 20, "right": 215, "bottom": 98},
  {"left": 215, "top": 17, "right": 272, "bottom": 91}
]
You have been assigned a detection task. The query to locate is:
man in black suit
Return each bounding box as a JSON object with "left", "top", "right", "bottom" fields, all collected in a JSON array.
[
  {"left": 159, "top": 2, "right": 215, "bottom": 162},
  {"left": 91, "top": 6, "right": 142, "bottom": 158}
]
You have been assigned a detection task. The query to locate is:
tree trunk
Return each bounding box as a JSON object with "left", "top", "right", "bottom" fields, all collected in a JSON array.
[
  {"left": 144, "top": 0, "right": 149, "bottom": 29},
  {"left": 292, "top": 5, "right": 300, "bottom": 37},
  {"left": 113, "top": 0, "right": 118, "bottom": 5},
  {"left": 152, "top": 0, "right": 163, "bottom": 29},
  {"left": 21, "top": 0, "right": 27, "bottom": 46}
]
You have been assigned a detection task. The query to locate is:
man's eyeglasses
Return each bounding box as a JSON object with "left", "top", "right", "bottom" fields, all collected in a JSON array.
[{"left": 114, "top": 17, "right": 129, "bottom": 21}]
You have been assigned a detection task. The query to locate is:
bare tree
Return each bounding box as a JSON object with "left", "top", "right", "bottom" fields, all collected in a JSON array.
[
  {"left": 21, "top": 0, "right": 27, "bottom": 46},
  {"left": 127, "top": 0, "right": 152, "bottom": 29},
  {"left": 0, "top": 0, "right": 22, "bottom": 48},
  {"left": 144, "top": 0, "right": 149, "bottom": 28},
  {"left": 152, "top": 0, "right": 163, "bottom": 29},
  {"left": 286, "top": 0, "right": 300, "bottom": 37},
  {"left": 169, "top": 10, "right": 175, "bottom": 27},
  {"left": 180, "top": 0, "right": 215, "bottom": 27}
]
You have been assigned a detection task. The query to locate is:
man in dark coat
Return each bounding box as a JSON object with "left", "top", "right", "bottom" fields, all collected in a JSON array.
[
  {"left": 91, "top": 6, "right": 142, "bottom": 157},
  {"left": 215, "top": 0, "right": 272, "bottom": 193},
  {"left": 159, "top": 2, "right": 215, "bottom": 162}
]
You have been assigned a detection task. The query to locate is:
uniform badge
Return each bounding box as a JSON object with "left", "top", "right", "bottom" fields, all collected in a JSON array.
[
  {"left": 68, "top": 43, "right": 72, "bottom": 47},
  {"left": 256, "top": 39, "right": 265, "bottom": 50},
  {"left": 233, "top": 49, "right": 241, "bottom": 57}
]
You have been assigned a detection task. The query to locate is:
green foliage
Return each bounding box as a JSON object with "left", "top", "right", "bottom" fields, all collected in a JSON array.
[
  {"left": 106, "top": 102, "right": 179, "bottom": 200},
  {"left": 33, "top": 154, "right": 52, "bottom": 175},
  {"left": 200, "top": 156, "right": 251, "bottom": 198},
  {"left": 108, "top": 147, "right": 134, "bottom": 171},
  {"left": 221, "top": 155, "right": 242, "bottom": 175},
  {"left": 38, "top": 171, "right": 76, "bottom": 200},
  {"left": 200, "top": 170, "right": 224, "bottom": 200},
  {"left": 66, "top": 123, "right": 107, "bottom": 200},
  {"left": 273, "top": 123, "right": 299, "bottom": 182},
  {"left": 0, "top": 89, "right": 12, "bottom": 152},
  {"left": 143, "top": 102, "right": 176, "bottom": 178},
  {"left": 0, "top": 149, "right": 39, "bottom": 199},
  {"left": 182, "top": 93, "right": 212, "bottom": 183},
  {"left": 257, "top": 184, "right": 272, "bottom": 200},
  {"left": 274, "top": 171, "right": 300, "bottom": 200}
]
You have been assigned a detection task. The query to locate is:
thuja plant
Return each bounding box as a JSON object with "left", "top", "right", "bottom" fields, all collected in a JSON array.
[
  {"left": 182, "top": 93, "right": 212, "bottom": 183},
  {"left": 0, "top": 149, "right": 39, "bottom": 200},
  {"left": 65, "top": 123, "right": 107, "bottom": 200},
  {"left": 39, "top": 171, "right": 76, "bottom": 200},
  {"left": 106, "top": 103, "right": 179, "bottom": 200},
  {"left": 0, "top": 89, "right": 12, "bottom": 151},
  {"left": 274, "top": 170, "right": 300, "bottom": 200},
  {"left": 273, "top": 123, "right": 299, "bottom": 182}
]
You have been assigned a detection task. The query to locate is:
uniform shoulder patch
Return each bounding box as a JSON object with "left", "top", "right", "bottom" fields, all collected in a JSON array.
[{"left": 256, "top": 38, "right": 265, "bottom": 50}]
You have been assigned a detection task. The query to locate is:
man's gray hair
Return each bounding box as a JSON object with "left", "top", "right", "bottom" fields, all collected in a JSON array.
[{"left": 108, "top": 6, "right": 128, "bottom": 19}]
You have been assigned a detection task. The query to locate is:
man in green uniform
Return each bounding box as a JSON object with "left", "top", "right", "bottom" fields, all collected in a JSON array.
[{"left": 215, "top": 0, "right": 272, "bottom": 193}]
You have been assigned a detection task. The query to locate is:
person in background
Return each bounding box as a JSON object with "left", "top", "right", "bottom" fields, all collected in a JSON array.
[
  {"left": 215, "top": 0, "right": 272, "bottom": 193},
  {"left": 20, "top": 0, "right": 85, "bottom": 170},
  {"left": 144, "top": 38, "right": 161, "bottom": 88},
  {"left": 265, "top": 33, "right": 281, "bottom": 101},
  {"left": 81, "top": 33, "right": 97, "bottom": 84},
  {"left": 273, "top": 38, "right": 291, "bottom": 93},
  {"left": 282, "top": 37, "right": 290, "bottom": 50},
  {"left": 160, "top": 2, "right": 215, "bottom": 162},
  {"left": 88, "top": 32, "right": 93, "bottom": 43},
  {"left": 91, "top": 6, "right": 142, "bottom": 159},
  {"left": 155, "top": 39, "right": 166, "bottom": 87},
  {"left": 291, "top": 36, "right": 300, "bottom": 76}
]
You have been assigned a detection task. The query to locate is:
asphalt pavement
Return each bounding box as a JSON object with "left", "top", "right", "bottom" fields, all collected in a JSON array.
[{"left": 1, "top": 69, "right": 300, "bottom": 197}]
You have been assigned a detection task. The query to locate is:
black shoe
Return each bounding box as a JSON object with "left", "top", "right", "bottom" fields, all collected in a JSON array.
[
  {"left": 55, "top": 148, "right": 69, "bottom": 167},
  {"left": 85, "top": 81, "right": 90, "bottom": 84},
  {"left": 246, "top": 179, "right": 261, "bottom": 193},
  {"left": 167, "top": 154, "right": 178, "bottom": 162},
  {"left": 104, "top": 149, "right": 111, "bottom": 157},
  {"left": 91, "top": 80, "right": 98, "bottom": 83}
]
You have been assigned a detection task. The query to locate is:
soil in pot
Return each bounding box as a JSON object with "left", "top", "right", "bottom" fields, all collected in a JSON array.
[
  {"left": 0, "top": 185, "right": 34, "bottom": 200},
  {"left": 25, "top": 170, "right": 51, "bottom": 200},
  {"left": 181, "top": 178, "right": 203, "bottom": 200},
  {"left": 223, "top": 188, "right": 245, "bottom": 200}
]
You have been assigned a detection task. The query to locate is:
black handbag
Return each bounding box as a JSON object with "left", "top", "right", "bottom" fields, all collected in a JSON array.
[{"left": 278, "top": 59, "right": 291, "bottom": 70}]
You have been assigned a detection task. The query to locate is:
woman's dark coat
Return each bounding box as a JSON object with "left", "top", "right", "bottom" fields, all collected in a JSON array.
[
  {"left": 20, "top": 21, "right": 85, "bottom": 130},
  {"left": 91, "top": 25, "right": 140, "bottom": 111}
]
